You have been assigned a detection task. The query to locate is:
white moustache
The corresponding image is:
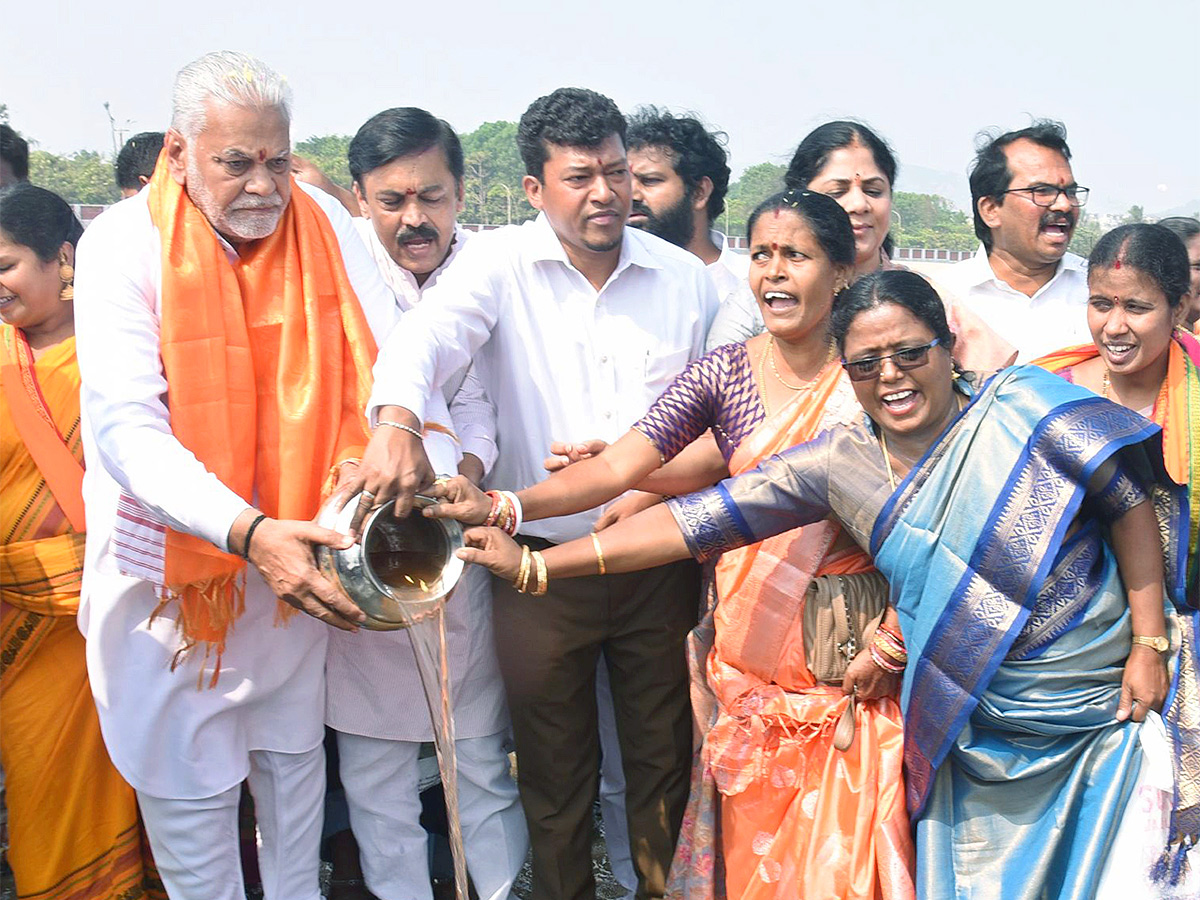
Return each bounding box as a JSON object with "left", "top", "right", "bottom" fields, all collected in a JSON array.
[{"left": 231, "top": 199, "right": 284, "bottom": 211}]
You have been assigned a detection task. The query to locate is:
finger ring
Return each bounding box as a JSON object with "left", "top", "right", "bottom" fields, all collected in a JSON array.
[
  {"left": 360, "top": 490, "right": 376, "bottom": 500},
  {"left": 433, "top": 476, "right": 450, "bottom": 486}
]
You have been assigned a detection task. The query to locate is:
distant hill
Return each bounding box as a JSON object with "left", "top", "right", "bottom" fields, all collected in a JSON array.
[
  {"left": 1152, "top": 199, "right": 1200, "bottom": 220},
  {"left": 899, "top": 164, "right": 972, "bottom": 213}
]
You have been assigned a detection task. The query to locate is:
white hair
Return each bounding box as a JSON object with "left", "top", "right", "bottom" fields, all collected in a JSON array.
[{"left": 170, "top": 50, "right": 293, "bottom": 139}]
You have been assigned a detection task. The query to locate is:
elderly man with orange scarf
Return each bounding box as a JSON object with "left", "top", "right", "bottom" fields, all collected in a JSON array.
[{"left": 71, "top": 52, "right": 403, "bottom": 900}]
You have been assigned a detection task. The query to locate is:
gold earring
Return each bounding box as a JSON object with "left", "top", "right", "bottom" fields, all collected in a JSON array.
[{"left": 59, "top": 255, "right": 75, "bottom": 302}]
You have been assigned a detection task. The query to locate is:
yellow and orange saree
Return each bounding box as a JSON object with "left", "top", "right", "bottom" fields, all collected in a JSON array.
[{"left": 1, "top": 325, "right": 162, "bottom": 900}]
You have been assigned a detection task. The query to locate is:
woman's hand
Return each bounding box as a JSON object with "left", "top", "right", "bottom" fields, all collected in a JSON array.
[
  {"left": 841, "top": 645, "right": 901, "bottom": 700},
  {"left": 594, "top": 491, "right": 664, "bottom": 531},
  {"left": 424, "top": 475, "right": 492, "bottom": 526},
  {"left": 458, "top": 526, "right": 523, "bottom": 582},
  {"left": 543, "top": 439, "right": 608, "bottom": 473},
  {"left": 1116, "top": 644, "right": 1169, "bottom": 722}
]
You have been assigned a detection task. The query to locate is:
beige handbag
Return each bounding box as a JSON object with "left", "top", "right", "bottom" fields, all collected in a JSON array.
[{"left": 801, "top": 571, "right": 890, "bottom": 751}]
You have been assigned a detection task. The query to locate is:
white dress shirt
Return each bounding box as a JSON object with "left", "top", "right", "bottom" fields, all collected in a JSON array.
[
  {"left": 369, "top": 213, "right": 720, "bottom": 543},
  {"left": 73, "top": 184, "right": 407, "bottom": 799},
  {"left": 702, "top": 229, "right": 758, "bottom": 352},
  {"left": 353, "top": 220, "right": 497, "bottom": 474},
  {"left": 328, "top": 221, "right": 506, "bottom": 743},
  {"left": 938, "top": 247, "right": 1091, "bottom": 361}
]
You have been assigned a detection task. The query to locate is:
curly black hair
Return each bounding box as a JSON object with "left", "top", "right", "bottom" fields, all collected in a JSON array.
[
  {"left": 516, "top": 88, "right": 626, "bottom": 180},
  {"left": 626, "top": 106, "right": 730, "bottom": 223}
]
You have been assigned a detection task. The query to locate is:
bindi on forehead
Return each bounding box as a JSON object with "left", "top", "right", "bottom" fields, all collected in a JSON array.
[{"left": 771, "top": 242, "right": 779, "bottom": 251}]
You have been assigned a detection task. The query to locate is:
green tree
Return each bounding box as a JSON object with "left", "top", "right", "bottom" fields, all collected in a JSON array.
[
  {"left": 1122, "top": 204, "right": 1145, "bottom": 224},
  {"left": 1068, "top": 211, "right": 1104, "bottom": 257},
  {"left": 459, "top": 121, "right": 534, "bottom": 225},
  {"left": 890, "top": 192, "right": 976, "bottom": 251},
  {"left": 295, "top": 134, "right": 353, "bottom": 188},
  {"left": 28, "top": 149, "right": 120, "bottom": 204},
  {"left": 723, "top": 162, "right": 787, "bottom": 239}
]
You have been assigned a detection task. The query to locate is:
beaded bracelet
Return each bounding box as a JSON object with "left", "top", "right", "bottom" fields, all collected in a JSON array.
[
  {"left": 376, "top": 420, "right": 424, "bottom": 441},
  {"left": 242, "top": 513, "right": 268, "bottom": 559}
]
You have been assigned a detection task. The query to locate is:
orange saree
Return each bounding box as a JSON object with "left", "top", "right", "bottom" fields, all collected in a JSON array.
[
  {"left": 0, "top": 325, "right": 162, "bottom": 900},
  {"left": 668, "top": 362, "right": 914, "bottom": 900}
]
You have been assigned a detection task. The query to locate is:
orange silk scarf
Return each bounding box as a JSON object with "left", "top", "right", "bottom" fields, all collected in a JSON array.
[
  {"left": 1034, "top": 340, "right": 1189, "bottom": 485},
  {"left": 146, "top": 158, "right": 376, "bottom": 661}
]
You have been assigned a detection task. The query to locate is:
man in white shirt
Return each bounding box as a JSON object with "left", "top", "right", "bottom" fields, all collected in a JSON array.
[
  {"left": 346, "top": 87, "right": 719, "bottom": 899},
  {"left": 326, "top": 106, "right": 526, "bottom": 900},
  {"left": 938, "top": 120, "right": 1092, "bottom": 368},
  {"left": 72, "top": 52, "right": 398, "bottom": 900}
]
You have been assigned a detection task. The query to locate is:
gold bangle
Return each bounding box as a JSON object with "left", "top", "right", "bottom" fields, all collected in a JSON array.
[
  {"left": 532, "top": 550, "right": 548, "bottom": 596},
  {"left": 514, "top": 545, "right": 531, "bottom": 592},
  {"left": 591, "top": 532, "right": 606, "bottom": 576}
]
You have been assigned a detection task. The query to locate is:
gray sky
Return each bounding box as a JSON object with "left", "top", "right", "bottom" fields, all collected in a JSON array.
[{"left": 5, "top": 0, "right": 1197, "bottom": 216}]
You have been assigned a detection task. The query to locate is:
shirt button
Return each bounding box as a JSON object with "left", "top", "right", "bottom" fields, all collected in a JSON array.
[
  {"left": 605, "top": 411, "right": 613, "bottom": 419},
  {"left": 600, "top": 355, "right": 609, "bottom": 363}
]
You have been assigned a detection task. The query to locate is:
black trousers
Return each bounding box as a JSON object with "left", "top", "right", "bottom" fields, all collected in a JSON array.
[{"left": 491, "top": 537, "right": 700, "bottom": 900}]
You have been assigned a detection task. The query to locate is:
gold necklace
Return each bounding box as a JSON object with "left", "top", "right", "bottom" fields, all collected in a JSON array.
[
  {"left": 765, "top": 334, "right": 835, "bottom": 389},
  {"left": 759, "top": 335, "right": 835, "bottom": 416}
]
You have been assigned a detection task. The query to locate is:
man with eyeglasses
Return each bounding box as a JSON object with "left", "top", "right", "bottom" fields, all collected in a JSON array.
[{"left": 939, "top": 119, "right": 1092, "bottom": 367}]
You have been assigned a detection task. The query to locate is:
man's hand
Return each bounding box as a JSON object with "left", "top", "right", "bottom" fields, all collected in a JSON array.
[
  {"left": 339, "top": 408, "right": 436, "bottom": 534},
  {"left": 1116, "top": 644, "right": 1169, "bottom": 722},
  {"left": 458, "top": 526, "right": 523, "bottom": 582},
  {"left": 543, "top": 439, "right": 608, "bottom": 473},
  {"left": 246, "top": 517, "right": 366, "bottom": 631},
  {"left": 594, "top": 491, "right": 664, "bottom": 531},
  {"left": 424, "top": 475, "right": 492, "bottom": 526}
]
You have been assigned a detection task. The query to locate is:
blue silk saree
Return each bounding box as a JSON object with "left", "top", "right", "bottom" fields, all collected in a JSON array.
[
  {"left": 668, "top": 365, "right": 1186, "bottom": 899},
  {"left": 871, "top": 367, "right": 1182, "bottom": 900}
]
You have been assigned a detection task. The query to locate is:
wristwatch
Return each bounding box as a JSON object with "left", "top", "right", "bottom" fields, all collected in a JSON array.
[{"left": 1131, "top": 634, "right": 1170, "bottom": 653}]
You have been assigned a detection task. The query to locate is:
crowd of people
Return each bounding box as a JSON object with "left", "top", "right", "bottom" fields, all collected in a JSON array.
[{"left": 0, "top": 49, "right": 1198, "bottom": 900}]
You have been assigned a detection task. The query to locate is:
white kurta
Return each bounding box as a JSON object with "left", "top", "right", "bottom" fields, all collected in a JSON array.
[
  {"left": 73, "top": 184, "right": 402, "bottom": 800},
  {"left": 327, "top": 217, "right": 506, "bottom": 742}
]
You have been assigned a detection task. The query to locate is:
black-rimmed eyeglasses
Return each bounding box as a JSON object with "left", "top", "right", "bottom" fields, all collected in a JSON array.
[
  {"left": 841, "top": 339, "right": 941, "bottom": 382},
  {"left": 997, "top": 184, "right": 1090, "bottom": 208}
]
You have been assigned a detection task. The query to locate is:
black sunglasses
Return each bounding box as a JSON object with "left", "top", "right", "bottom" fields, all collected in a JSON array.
[{"left": 841, "top": 339, "right": 941, "bottom": 382}]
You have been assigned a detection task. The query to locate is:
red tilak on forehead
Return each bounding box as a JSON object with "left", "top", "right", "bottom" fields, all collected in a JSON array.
[
  {"left": 1114, "top": 259, "right": 1122, "bottom": 269},
  {"left": 773, "top": 208, "right": 781, "bottom": 219},
  {"left": 258, "top": 150, "right": 267, "bottom": 162},
  {"left": 406, "top": 188, "right": 417, "bottom": 195},
  {"left": 771, "top": 242, "right": 779, "bottom": 250}
]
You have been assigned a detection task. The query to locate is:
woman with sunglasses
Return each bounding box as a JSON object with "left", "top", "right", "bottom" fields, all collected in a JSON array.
[
  {"left": 456, "top": 269, "right": 1179, "bottom": 899},
  {"left": 428, "top": 191, "right": 915, "bottom": 899}
]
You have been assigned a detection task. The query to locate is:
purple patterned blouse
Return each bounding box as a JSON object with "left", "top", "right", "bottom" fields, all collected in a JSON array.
[{"left": 631, "top": 342, "right": 765, "bottom": 464}]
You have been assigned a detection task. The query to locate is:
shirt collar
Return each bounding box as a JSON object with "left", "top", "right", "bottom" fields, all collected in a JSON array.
[
  {"left": 528, "top": 212, "right": 663, "bottom": 274},
  {"left": 968, "top": 245, "right": 1086, "bottom": 289}
]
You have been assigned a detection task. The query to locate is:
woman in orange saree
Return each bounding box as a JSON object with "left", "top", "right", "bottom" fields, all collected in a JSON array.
[
  {"left": 428, "top": 191, "right": 915, "bottom": 899},
  {"left": 1, "top": 183, "right": 161, "bottom": 900}
]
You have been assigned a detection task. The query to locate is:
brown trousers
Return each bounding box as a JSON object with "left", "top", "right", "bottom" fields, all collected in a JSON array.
[{"left": 491, "top": 537, "right": 700, "bottom": 900}]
